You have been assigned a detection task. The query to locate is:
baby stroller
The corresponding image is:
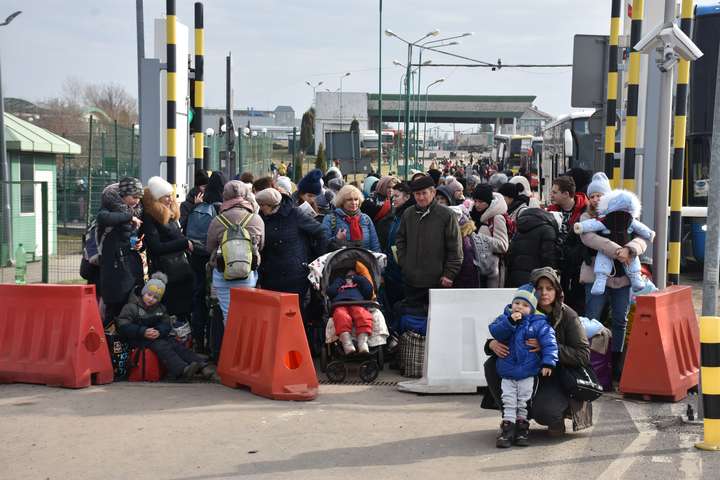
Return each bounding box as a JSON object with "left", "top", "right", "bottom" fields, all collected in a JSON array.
[{"left": 307, "top": 247, "right": 389, "bottom": 383}]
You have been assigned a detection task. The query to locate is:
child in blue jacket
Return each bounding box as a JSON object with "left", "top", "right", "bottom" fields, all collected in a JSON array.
[{"left": 489, "top": 284, "right": 559, "bottom": 448}]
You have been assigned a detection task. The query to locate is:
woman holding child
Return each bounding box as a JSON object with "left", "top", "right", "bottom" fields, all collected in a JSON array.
[{"left": 483, "top": 266, "right": 592, "bottom": 442}]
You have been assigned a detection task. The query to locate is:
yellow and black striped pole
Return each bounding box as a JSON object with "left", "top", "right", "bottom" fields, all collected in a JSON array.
[
  {"left": 605, "top": 0, "right": 622, "bottom": 188},
  {"left": 166, "top": 0, "right": 177, "bottom": 187},
  {"left": 192, "top": 2, "right": 204, "bottom": 177},
  {"left": 622, "top": 0, "right": 644, "bottom": 192},
  {"left": 696, "top": 316, "right": 720, "bottom": 451},
  {"left": 668, "top": 0, "right": 694, "bottom": 286}
]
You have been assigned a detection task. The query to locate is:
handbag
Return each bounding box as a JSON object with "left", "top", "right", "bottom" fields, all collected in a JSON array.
[
  {"left": 155, "top": 250, "right": 192, "bottom": 281},
  {"left": 472, "top": 233, "right": 498, "bottom": 277},
  {"left": 558, "top": 364, "right": 603, "bottom": 402}
]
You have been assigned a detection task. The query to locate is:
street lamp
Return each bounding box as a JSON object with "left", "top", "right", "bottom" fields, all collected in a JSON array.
[
  {"left": 385, "top": 28, "right": 440, "bottom": 178},
  {"left": 423, "top": 78, "right": 445, "bottom": 164},
  {"left": 0, "top": 10, "right": 22, "bottom": 264},
  {"left": 411, "top": 33, "right": 467, "bottom": 161},
  {"left": 339, "top": 72, "right": 351, "bottom": 130},
  {"left": 305, "top": 80, "right": 323, "bottom": 107}
]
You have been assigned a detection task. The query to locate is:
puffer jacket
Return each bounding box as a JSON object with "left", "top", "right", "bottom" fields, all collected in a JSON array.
[
  {"left": 578, "top": 211, "right": 648, "bottom": 289},
  {"left": 323, "top": 208, "right": 381, "bottom": 252},
  {"left": 473, "top": 192, "right": 509, "bottom": 255},
  {"left": 489, "top": 306, "right": 559, "bottom": 380},
  {"left": 396, "top": 199, "right": 463, "bottom": 288},
  {"left": 96, "top": 184, "right": 143, "bottom": 305},
  {"left": 506, "top": 208, "right": 560, "bottom": 287},
  {"left": 258, "top": 195, "right": 326, "bottom": 294},
  {"left": 529, "top": 266, "right": 592, "bottom": 430},
  {"left": 141, "top": 189, "right": 194, "bottom": 315},
  {"left": 116, "top": 292, "right": 172, "bottom": 346}
]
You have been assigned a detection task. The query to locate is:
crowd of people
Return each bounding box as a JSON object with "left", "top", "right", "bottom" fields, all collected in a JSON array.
[{"left": 84, "top": 157, "right": 654, "bottom": 444}]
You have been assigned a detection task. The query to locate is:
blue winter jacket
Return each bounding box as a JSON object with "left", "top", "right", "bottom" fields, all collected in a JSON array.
[
  {"left": 323, "top": 208, "right": 381, "bottom": 252},
  {"left": 489, "top": 306, "right": 559, "bottom": 380},
  {"left": 327, "top": 275, "right": 374, "bottom": 303}
]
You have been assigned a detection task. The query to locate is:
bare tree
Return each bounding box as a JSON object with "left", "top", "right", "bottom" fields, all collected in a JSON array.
[{"left": 82, "top": 82, "right": 137, "bottom": 126}]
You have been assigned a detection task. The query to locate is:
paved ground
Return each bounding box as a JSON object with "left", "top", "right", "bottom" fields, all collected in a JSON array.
[{"left": 1, "top": 377, "right": 718, "bottom": 480}]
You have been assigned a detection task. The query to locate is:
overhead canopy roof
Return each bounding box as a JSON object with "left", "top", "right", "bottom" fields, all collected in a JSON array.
[
  {"left": 368, "top": 94, "right": 536, "bottom": 124},
  {"left": 3, "top": 112, "right": 81, "bottom": 154}
]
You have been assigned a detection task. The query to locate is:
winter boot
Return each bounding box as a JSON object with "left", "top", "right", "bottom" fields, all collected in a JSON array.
[
  {"left": 199, "top": 364, "right": 219, "bottom": 381},
  {"left": 182, "top": 362, "right": 202, "bottom": 380},
  {"left": 357, "top": 333, "right": 370, "bottom": 354},
  {"left": 612, "top": 351, "right": 624, "bottom": 382},
  {"left": 339, "top": 332, "right": 356, "bottom": 355},
  {"left": 514, "top": 419, "right": 530, "bottom": 446},
  {"left": 496, "top": 420, "right": 515, "bottom": 448}
]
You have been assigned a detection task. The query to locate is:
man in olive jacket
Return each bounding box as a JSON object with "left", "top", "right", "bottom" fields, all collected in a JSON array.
[{"left": 396, "top": 175, "right": 463, "bottom": 306}]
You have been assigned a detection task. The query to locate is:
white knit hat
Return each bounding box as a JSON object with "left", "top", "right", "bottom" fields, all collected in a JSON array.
[
  {"left": 586, "top": 172, "right": 611, "bottom": 196},
  {"left": 147, "top": 176, "right": 173, "bottom": 200}
]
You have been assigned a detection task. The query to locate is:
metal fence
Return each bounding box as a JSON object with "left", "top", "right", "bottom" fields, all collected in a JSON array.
[
  {"left": 204, "top": 133, "right": 275, "bottom": 179},
  {"left": 0, "top": 180, "right": 84, "bottom": 285}
]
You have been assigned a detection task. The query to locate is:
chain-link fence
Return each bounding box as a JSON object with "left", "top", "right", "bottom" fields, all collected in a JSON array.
[
  {"left": 204, "top": 133, "right": 274, "bottom": 179},
  {"left": 0, "top": 180, "right": 84, "bottom": 284}
]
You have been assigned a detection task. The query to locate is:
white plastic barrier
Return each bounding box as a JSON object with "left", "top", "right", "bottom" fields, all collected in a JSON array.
[{"left": 397, "top": 288, "right": 515, "bottom": 394}]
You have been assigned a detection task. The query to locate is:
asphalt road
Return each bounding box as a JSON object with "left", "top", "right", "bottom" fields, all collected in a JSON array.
[{"left": 1, "top": 380, "right": 718, "bottom": 480}]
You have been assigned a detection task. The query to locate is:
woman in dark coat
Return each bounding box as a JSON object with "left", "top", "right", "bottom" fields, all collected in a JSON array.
[
  {"left": 141, "top": 176, "right": 194, "bottom": 318},
  {"left": 96, "top": 178, "right": 144, "bottom": 324},
  {"left": 256, "top": 188, "right": 327, "bottom": 299},
  {"left": 203, "top": 170, "right": 227, "bottom": 205},
  {"left": 505, "top": 208, "right": 560, "bottom": 287},
  {"left": 483, "top": 267, "right": 592, "bottom": 434}
]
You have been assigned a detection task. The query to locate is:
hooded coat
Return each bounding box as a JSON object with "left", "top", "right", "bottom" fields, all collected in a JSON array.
[
  {"left": 95, "top": 184, "right": 143, "bottom": 305},
  {"left": 116, "top": 292, "right": 172, "bottom": 347},
  {"left": 140, "top": 189, "right": 194, "bottom": 315},
  {"left": 471, "top": 192, "right": 509, "bottom": 286},
  {"left": 258, "top": 195, "right": 327, "bottom": 295},
  {"left": 489, "top": 306, "right": 558, "bottom": 380},
  {"left": 529, "top": 266, "right": 593, "bottom": 431},
  {"left": 506, "top": 208, "right": 560, "bottom": 287}
]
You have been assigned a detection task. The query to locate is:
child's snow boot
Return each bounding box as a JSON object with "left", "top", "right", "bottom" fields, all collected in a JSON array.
[
  {"left": 357, "top": 333, "right": 370, "bottom": 354},
  {"left": 514, "top": 419, "right": 530, "bottom": 446},
  {"left": 339, "top": 332, "right": 356, "bottom": 355},
  {"left": 496, "top": 420, "right": 515, "bottom": 448}
]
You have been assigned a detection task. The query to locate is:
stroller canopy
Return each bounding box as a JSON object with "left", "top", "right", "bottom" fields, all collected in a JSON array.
[{"left": 307, "top": 248, "right": 386, "bottom": 293}]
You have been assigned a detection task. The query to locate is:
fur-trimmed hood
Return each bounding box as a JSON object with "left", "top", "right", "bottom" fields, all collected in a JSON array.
[
  {"left": 480, "top": 192, "right": 508, "bottom": 223},
  {"left": 142, "top": 188, "right": 180, "bottom": 225},
  {"left": 598, "top": 189, "right": 641, "bottom": 218}
]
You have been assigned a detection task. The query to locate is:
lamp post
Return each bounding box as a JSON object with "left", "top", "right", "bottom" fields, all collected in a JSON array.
[
  {"left": 305, "top": 80, "right": 323, "bottom": 107},
  {"left": 339, "top": 72, "right": 351, "bottom": 130},
  {"left": 385, "top": 28, "right": 439, "bottom": 179},
  {"left": 377, "top": 0, "right": 383, "bottom": 175},
  {"left": 423, "top": 78, "right": 445, "bottom": 164},
  {"left": 0, "top": 10, "right": 21, "bottom": 264},
  {"left": 413, "top": 33, "right": 470, "bottom": 162}
]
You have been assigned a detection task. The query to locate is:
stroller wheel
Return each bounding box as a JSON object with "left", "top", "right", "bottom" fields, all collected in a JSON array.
[
  {"left": 320, "top": 343, "right": 329, "bottom": 372},
  {"left": 326, "top": 361, "right": 347, "bottom": 383},
  {"left": 359, "top": 360, "right": 380, "bottom": 383}
]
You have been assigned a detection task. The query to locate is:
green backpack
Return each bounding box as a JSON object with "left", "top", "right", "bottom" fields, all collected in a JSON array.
[{"left": 216, "top": 213, "right": 254, "bottom": 280}]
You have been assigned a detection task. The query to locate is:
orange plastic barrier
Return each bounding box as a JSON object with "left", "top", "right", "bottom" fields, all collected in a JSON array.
[
  {"left": 217, "top": 288, "right": 318, "bottom": 400},
  {"left": 620, "top": 285, "right": 700, "bottom": 401},
  {"left": 0, "top": 284, "right": 113, "bottom": 388}
]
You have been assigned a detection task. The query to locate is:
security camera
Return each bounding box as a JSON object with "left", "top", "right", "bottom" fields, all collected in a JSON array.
[{"left": 635, "top": 22, "right": 703, "bottom": 61}]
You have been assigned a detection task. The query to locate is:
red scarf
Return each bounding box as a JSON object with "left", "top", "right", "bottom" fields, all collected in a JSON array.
[
  {"left": 373, "top": 198, "right": 392, "bottom": 222},
  {"left": 343, "top": 212, "right": 363, "bottom": 241}
]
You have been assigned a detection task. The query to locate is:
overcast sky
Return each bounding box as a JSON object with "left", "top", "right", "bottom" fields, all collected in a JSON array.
[{"left": 1, "top": 1, "right": 716, "bottom": 120}]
